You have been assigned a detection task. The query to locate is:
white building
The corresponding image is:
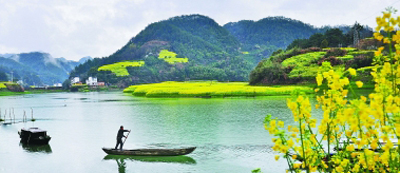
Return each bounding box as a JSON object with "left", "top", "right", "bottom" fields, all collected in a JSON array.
[
  {"left": 86, "top": 77, "right": 98, "bottom": 86},
  {"left": 71, "top": 77, "right": 80, "bottom": 84}
]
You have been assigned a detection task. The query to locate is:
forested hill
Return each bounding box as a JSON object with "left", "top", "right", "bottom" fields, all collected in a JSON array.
[
  {"left": 70, "top": 14, "right": 357, "bottom": 86},
  {"left": 70, "top": 14, "right": 250, "bottom": 86},
  {"left": 110, "top": 14, "right": 241, "bottom": 64},
  {"left": 224, "top": 16, "right": 319, "bottom": 51}
]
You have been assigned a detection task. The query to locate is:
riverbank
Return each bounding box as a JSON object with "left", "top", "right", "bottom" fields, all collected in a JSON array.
[{"left": 123, "top": 81, "right": 315, "bottom": 98}]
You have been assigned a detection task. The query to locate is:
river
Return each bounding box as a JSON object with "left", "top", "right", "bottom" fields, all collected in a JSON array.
[{"left": 0, "top": 92, "right": 322, "bottom": 173}]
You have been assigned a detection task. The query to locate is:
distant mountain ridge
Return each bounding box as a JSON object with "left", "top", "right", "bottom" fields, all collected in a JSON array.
[{"left": 0, "top": 52, "right": 91, "bottom": 86}]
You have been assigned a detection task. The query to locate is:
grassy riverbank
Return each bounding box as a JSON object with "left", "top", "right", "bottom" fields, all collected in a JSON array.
[{"left": 123, "top": 81, "right": 314, "bottom": 98}]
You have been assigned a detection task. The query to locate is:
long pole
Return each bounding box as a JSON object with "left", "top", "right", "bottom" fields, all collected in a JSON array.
[{"left": 123, "top": 131, "right": 131, "bottom": 144}]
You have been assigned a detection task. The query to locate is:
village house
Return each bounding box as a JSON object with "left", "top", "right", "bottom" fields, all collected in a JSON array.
[
  {"left": 71, "top": 77, "right": 80, "bottom": 84},
  {"left": 86, "top": 77, "right": 98, "bottom": 86}
]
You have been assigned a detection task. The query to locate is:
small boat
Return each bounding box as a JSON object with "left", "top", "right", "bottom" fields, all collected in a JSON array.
[
  {"left": 102, "top": 147, "right": 196, "bottom": 156},
  {"left": 18, "top": 127, "right": 51, "bottom": 145}
]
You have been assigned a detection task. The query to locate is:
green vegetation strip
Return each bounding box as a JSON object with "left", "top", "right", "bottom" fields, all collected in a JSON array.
[{"left": 124, "top": 81, "right": 314, "bottom": 98}]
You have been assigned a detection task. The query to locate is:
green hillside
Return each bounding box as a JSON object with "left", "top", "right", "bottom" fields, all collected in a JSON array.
[
  {"left": 249, "top": 46, "right": 375, "bottom": 85},
  {"left": 248, "top": 26, "right": 375, "bottom": 86},
  {"left": 224, "top": 17, "right": 318, "bottom": 49}
]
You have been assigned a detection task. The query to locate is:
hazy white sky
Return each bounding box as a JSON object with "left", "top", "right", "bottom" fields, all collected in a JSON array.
[{"left": 0, "top": 0, "right": 399, "bottom": 61}]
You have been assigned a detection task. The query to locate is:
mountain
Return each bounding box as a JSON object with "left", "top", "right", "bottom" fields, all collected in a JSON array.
[
  {"left": 223, "top": 16, "right": 323, "bottom": 63},
  {"left": 224, "top": 16, "right": 319, "bottom": 49},
  {"left": 0, "top": 54, "right": 16, "bottom": 58},
  {"left": 0, "top": 52, "right": 87, "bottom": 86},
  {"left": 111, "top": 14, "right": 240, "bottom": 63},
  {"left": 70, "top": 14, "right": 253, "bottom": 86},
  {"left": 78, "top": 56, "right": 93, "bottom": 64},
  {"left": 70, "top": 14, "right": 358, "bottom": 86}
]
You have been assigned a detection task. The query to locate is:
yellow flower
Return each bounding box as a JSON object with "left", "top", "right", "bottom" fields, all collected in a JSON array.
[
  {"left": 287, "top": 139, "right": 294, "bottom": 148},
  {"left": 383, "top": 12, "right": 391, "bottom": 19},
  {"left": 340, "top": 78, "right": 350, "bottom": 86},
  {"left": 375, "top": 46, "right": 385, "bottom": 56},
  {"left": 291, "top": 133, "right": 297, "bottom": 138},
  {"left": 348, "top": 68, "right": 357, "bottom": 76},
  {"left": 383, "top": 140, "right": 393, "bottom": 151},
  {"left": 360, "top": 96, "right": 367, "bottom": 102},
  {"left": 352, "top": 163, "right": 360, "bottom": 172},
  {"left": 278, "top": 121, "right": 284, "bottom": 128},
  {"left": 351, "top": 152, "right": 359, "bottom": 158},
  {"left": 293, "top": 163, "right": 301, "bottom": 169},
  {"left": 346, "top": 144, "right": 355, "bottom": 152},
  {"left": 336, "top": 166, "right": 344, "bottom": 172},
  {"left": 356, "top": 81, "right": 363, "bottom": 88},
  {"left": 275, "top": 155, "right": 280, "bottom": 161},
  {"left": 371, "top": 139, "right": 378, "bottom": 150},
  {"left": 316, "top": 74, "right": 323, "bottom": 86}
]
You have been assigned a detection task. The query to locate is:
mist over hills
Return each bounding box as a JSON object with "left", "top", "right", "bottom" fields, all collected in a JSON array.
[{"left": 0, "top": 52, "right": 91, "bottom": 86}]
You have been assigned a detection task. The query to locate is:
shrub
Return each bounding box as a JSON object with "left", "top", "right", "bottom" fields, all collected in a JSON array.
[
  {"left": 345, "top": 54, "right": 373, "bottom": 69},
  {"left": 317, "top": 56, "right": 343, "bottom": 66},
  {"left": 355, "top": 38, "right": 383, "bottom": 50},
  {"left": 324, "top": 48, "right": 347, "bottom": 58}
]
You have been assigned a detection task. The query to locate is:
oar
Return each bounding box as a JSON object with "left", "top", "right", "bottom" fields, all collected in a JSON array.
[{"left": 123, "top": 130, "right": 131, "bottom": 144}]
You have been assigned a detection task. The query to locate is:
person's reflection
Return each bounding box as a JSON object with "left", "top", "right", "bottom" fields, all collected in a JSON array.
[{"left": 116, "top": 158, "right": 126, "bottom": 173}]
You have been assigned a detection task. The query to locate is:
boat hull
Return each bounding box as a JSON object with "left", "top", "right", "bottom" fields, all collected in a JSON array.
[
  {"left": 19, "top": 137, "right": 51, "bottom": 145},
  {"left": 19, "top": 127, "right": 51, "bottom": 145},
  {"left": 102, "top": 147, "right": 196, "bottom": 156}
]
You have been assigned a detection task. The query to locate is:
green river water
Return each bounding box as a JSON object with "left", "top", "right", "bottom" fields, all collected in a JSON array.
[{"left": 0, "top": 92, "right": 322, "bottom": 173}]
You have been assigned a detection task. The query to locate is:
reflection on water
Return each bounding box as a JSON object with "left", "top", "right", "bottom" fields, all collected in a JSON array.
[
  {"left": 104, "top": 155, "right": 196, "bottom": 173},
  {"left": 103, "top": 155, "right": 196, "bottom": 164},
  {"left": 20, "top": 143, "right": 52, "bottom": 153},
  {"left": 116, "top": 158, "right": 126, "bottom": 173}
]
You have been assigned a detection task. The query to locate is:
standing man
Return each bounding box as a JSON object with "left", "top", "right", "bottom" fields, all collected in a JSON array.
[{"left": 115, "top": 125, "right": 130, "bottom": 150}]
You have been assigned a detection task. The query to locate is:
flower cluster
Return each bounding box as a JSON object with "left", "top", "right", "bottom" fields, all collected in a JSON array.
[{"left": 264, "top": 9, "right": 400, "bottom": 173}]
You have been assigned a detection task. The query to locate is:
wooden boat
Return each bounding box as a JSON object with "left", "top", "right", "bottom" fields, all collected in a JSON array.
[
  {"left": 102, "top": 147, "right": 196, "bottom": 156},
  {"left": 18, "top": 127, "right": 51, "bottom": 145}
]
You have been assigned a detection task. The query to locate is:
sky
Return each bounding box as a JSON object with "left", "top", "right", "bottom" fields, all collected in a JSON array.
[{"left": 0, "top": 0, "right": 399, "bottom": 61}]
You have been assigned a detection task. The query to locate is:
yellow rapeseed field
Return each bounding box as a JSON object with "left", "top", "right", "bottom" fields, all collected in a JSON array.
[
  {"left": 123, "top": 81, "right": 313, "bottom": 97},
  {"left": 98, "top": 61, "right": 145, "bottom": 76}
]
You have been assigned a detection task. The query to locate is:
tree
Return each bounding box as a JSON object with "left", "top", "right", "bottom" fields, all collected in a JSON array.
[
  {"left": 325, "top": 28, "right": 344, "bottom": 47},
  {"left": 352, "top": 22, "right": 363, "bottom": 45},
  {"left": 0, "top": 72, "right": 7, "bottom": 81},
  {"left": 320, "top": 39, "right": 328, "bottom": 48},
  {"left": 62, "top": 79, "right": 71, "bottom": 90},
  {"left": 307, "top": 33, "right": 325, "bottom": 47}
]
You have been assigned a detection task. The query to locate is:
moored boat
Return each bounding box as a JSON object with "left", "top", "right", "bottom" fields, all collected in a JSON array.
[
  {"left": 102, "top": 147, "right": 196, "bottom": 156},
  {"left": 18, "top": 127, "right": 51, "bottom": 145}
]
